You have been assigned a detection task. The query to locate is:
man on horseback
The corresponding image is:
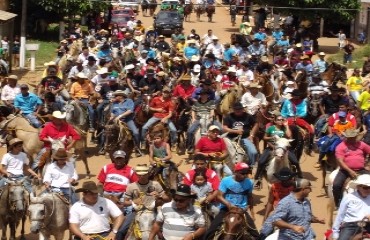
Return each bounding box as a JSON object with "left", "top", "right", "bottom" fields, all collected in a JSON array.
[
  {"left": 268, "top": 27, "right": 284, "bottom": 55},
  {"left": 32, "top": 111, "right": 81, "bottom": 171},
  {"left": 333, "top": 129, "right": 370, "bottom": 208},
  {"left": 1, "top": 75, "right": 20, "bottom": 108},
  {"left": 203, "top": 162, "right": 259, "bottom": 239},
  {"left": 313, "top": 52, "right": 328, "bottom": 73},
  {"left": 223, "top": 102, "right": 259, "bottom": 167},
  {"left": 38, "top": 66, "right": 69, "bottom": 105},
  {"left": 109, "top": 90, "right": 141, "bottom": 156},
  {"left": 14, "top": 84, "right": 43, "bottom": 128},
  {"left": 240, "top": 83, "right": 267, "bottom": 116},
  {"left": 295, "top": 55, "right": 313, "bottom": 82},
  {"left": 141, "top": 87, "right": 177, "bottom": 152}
]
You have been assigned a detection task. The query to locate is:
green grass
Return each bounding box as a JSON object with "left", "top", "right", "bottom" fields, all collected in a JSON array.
[
  {"left": 25, "top": 40, "right": 58, "bottom": 67},
  {"left": 328, "top": 44, "right": 370, "bottom": 69}
]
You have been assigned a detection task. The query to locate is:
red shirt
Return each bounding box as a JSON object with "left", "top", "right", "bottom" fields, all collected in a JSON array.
[
  {"left": 335, "top": 141, "right": 370, "bottom": 170},
  {"left": 195, "top": 136, "right": 226, "bottom": 154},
  {"left": 97, "top": 164, "right": 138, "bottom": 192},
  {"left": 183, "top": 168, "right": 220, "bottom": 190},
  {"left": 39, "top": 122, "right": 81, "bottom": 149},
  {"left": 328, "top": 112, "right": 357, "bottom": 128},
  {"left": 271, "top": 182, "right": 294, "bottom": 207},
  {"left": 172, "top": 84, "right": 196, "bottom": 99},
  {"left": 150, "top": 96, "right": 175, "bottom": 118}
]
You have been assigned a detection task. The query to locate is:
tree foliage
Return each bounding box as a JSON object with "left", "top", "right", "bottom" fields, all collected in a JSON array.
[{"left": 254, "top": 0, "right": 360, "bottom": 21}]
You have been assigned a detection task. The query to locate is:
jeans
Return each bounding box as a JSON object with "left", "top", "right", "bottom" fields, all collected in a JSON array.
[
  {"left": 186, "top": 120, "right": 222, "bottom": 149},
  {"left": 23, "top": 113, "right": 42, "bottom": 128},
  {"left": 96, "top": 99, "right": 110, "bottom": 125},
  {"left": 141, "top": 117, "right": 177, "bottom": 144},
  {"left": 349, "top": 91, "right": 361, "bottom": 102},
  {"left": 240, "top": 138, "right": 258, "bottom": 166},
  {"left": 344, "top": 53, "right": 352, "bottom": 63},
  {"left": 254, "top": 148, "right": 302, "bottom": 180},
  {"left": 116, "top": 211, "right": 136, "bottom": 239},
  {"left": 59, "top": 89, "right": 71, "bottom": 101},
  {"left": 0, "top": 175, "right": 33, "bottom": 193},
  {"left": 125, "top": 119, "right": 140, "bottom": 146},
  {"left": 333, "top": 168, "right": 370, "bottom": 207},
  {"left": 203, "top": 208, "right": 259, "bottom": 239},
  {"left": 79, "top": 99, "right": 95, "bottom": 128},
  {"left": 338, "top": 222, "right": 363, "bottom": 240},
  {"left": 43, "top": 187, "right": 79, "bottom": 204},
  {"left": 315, "top": 114, "right": 328, "bottom": 137},
  {"left": 210, "top": 162, "right": 233, "bottom": 177}
]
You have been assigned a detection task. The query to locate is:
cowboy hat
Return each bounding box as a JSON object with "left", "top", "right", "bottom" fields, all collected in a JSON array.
[
  {"left": 134, "top": 164, "right": 150, "bottom": 175},
  {"left": 76, "top": 72, "right": 88, "bottom": 79},
  {"left": 300, "top": 55, "right": 310, "bottom": 60},
  {"left": 232, "top": 102, "right": 244, "bottom": 110},
  {"left": 113, "top": 90, "right": 127, "bottom": 97},
  {"left": 52, "top": 111, "right": 66, "bottom": 119},
  {"left": 60, "top": 39, "right": 68, "bottom": 44},
  {"left": 158, "top": 35, "right": 165, "bottom": 38},
  {"left": 173, "top": 56, "right": 182, "bottom": 62},
  {"left": 212, "top": 36, "right": 219, "bottom": 40},
  {"left": 178, "top": 74, "right": 191, "bottom": 81},
  {"left": 260, "top": 56, "right": 269, "bottom": 62},
  {"left": 247, "top": 82, "right": 262, "bottom": 89},
  {"left": 44, "top": 61, "right": 57, "bottom": 67},
  {"left": 273, "top": 167, "right": 297, "bottom": 181},
  {"left": 75, "top": 181, "right": 100, "bottom": 193},
  {"left": 295, "top": 43, "right": 302, "bottom": 48},
  {"left": 286, "top": 81, "right": 295, "bottom": 85},
  {"left": 342, "top": 129, "right": 360, "bottom": 138},
  {"left": 9, "top": 138, "right": 23, "bottom": 148},
  {"left": 187, "top": 39, "right": 197, "bottom": 44},
  {"left": 349, "top": 174, "right": 370, "bottom": 189},
  {"left": 318, "top": 52, "right": 326, "bottom": 56},
  {"left": 157, "top": 71, "right": 166, "bottom": 77},
  {"left": 124, "top": 64, "right": 135, "bottom": 70},
  {"left": 51, "top": 148, "right": 71, "bottom": 160},
  {"left": 191, "top": 55, "right": 200, "bottom": 62},
  {"left": 227, "top": 66, "right": 237, "bottom": 73},
  {"left": 98, "top": 29, "right": 109, "bottom": 35},
  {"left": 96, "top": 67, "right": 109, "bottom": 75},
  {"left": 174, "top": 184, "right": 197, "bottom": 198},
  {"left": 7, "top": 75, "right": 18, "bottom": 80},
  {"left": 208, "top": 125, "right": 220, "bottom": 131}
]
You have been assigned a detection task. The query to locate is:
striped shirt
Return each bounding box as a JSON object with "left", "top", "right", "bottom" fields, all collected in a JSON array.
[
  {"left": 307, "top": 80, "right": 329, "bottom": 96},
  {"left": 156, "top": 202, "right": 205, "bottom": 240}
]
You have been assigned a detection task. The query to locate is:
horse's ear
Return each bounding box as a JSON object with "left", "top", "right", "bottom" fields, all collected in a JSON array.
[{"left": 60, "top": 136, "right": 66, "bottom": 142}]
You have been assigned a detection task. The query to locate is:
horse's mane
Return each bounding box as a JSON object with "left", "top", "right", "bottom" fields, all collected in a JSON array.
[{"left": 67, "top": 101, "right": 87, "bottom": 127}]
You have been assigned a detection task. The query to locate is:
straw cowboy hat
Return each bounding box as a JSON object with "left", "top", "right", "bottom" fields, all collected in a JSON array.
[
  {"left": 227, "top": 66, "right": 237, "bottom": 73},
  {"left": 342, "top": 129, "right": 360, "bottom": 138},
  {"left": 187, "top": 39, "right": 197, "bottom": 44},
  {"left": 44, "top": 61, "right": 57, "bottom": 67},
  {"left": 76, "top": 72, "right": 88, "bottom": 79},
  {"left": 98, "top": 29, "right": 109, "bottom": 35},
  {"left": 112, "top": 90, "right": 127, "bottom": 97},
  {"left": 349, "top": 174, "right": 370, "bottom": 189},
  {"left": 260, "top": 56, "right": 269, "bottom": 62},
  {"left": 7, "top": 75, "right": 18, "bottom": 80},
  {"left": 178, "top": 74, "right": 191, "bottom": 81},
  {"left": 52, "top": 111, "right": 66, "bottom": 119},
  {"left": 247, "top": 82, "right": 262, "bottom": 89},
  {"left": 134, "top": 164, "right": 150, "bottom": 175},
  {"left": 96, "top": 67, "right": 110, "bottom": 75},
  {"left": 75, "top": 181, "right": 100, "bottom": 193},
  {"left": 9, "top": 138, "right": 23, "bottom": 148},
  {"left": 51, "top": 148, "right": 71, "bottom": 160}
]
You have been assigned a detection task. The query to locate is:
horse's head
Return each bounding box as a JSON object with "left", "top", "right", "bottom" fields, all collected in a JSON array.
[
  {"left": 273, "top": 137, "right": 293, "bottom": 161},
  {"left": 294, "top": 69, "right": 307, "bottom": 83},
  {"left": 64, "top": 103, "right": 75, "bottom": 123},
  {"left": 104, "top": 124, "right": 119, "bottom": 152},
  {"left": 7, "top": 180, "right": 26, "bottom": 212},
  {"left": 48, "top": 136, "right": 66, "bottom": 152},
  {"left": 223, "top": 207, "right": 247, "bottom": 240},
  {"left": 28, "top": 196, "right": 45, "bottom": 233}
]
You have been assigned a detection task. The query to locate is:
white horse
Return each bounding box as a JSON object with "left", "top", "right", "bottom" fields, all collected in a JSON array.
[
  {"left": 266, "top": 137, "right": 294, "bottom": 183},
  {"left": 29, "top": 193, "right": 69, "bottom": 240},
  {"left": 194, "top": 113, "right": 213, "bottom": 145}
]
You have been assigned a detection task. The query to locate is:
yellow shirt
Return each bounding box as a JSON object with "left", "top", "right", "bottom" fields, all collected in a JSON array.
[
  {"left": 347, "top": 76, "right": 363, "bottom": 91},
  {"left": 358, "top": 90, "right": 370, "bottom": 110},
  {"left": 70, "top": 81, "right": 94, "bottom": 99},
  {"left": 41, "top": 68, "right": 63, "bottom": 79},
  {"left": 176, "top": 42, "right": 186, "bottom": 53}
]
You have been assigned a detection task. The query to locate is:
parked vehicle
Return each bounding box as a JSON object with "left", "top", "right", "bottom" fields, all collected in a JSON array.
[
  {"left": 153, "top": 10, "right": 184, "bottom": 35},
  {"left": 113, "top": 0, "right": 140, "bottom": 13},
  {"left": 110, "top": 6, "right": 135, "bottom": 27}
]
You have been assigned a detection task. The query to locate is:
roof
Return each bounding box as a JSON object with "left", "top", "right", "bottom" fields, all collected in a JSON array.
[{"left": 0, "top": 10, "right": 17, "bottom": 21}]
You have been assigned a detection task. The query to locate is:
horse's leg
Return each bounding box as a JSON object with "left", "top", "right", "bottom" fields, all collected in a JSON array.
[
  {"left": 1, "top": 219, "right": 7, "bottom": 240},
  {"left": 168, "top": 168, "right": 178, "bottom": 193},
  {"left": 20, "top": 214, "right": 26, "bottom": 240},
  {"left": 9, "top": 219, "right": 15, "bottom": 240},
  {"left": 39, "top": 231, "right": 47, "bottom": 240},
  {"left": 53, "top": 231, "right": 64, "bottom": 240}
]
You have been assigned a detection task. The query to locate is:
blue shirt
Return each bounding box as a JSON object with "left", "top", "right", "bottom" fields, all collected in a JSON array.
[
  {"left": 272, "top": 30, "right": 284, "bottom": 41},
  {"left": 184, "top": 46, "right": 200, "bottom": 59},
  {"left": 219, "top": 175, "right": 253, "bottom": 209},
  {"left": 313, "top": 59, "right": 328, "bottom": 73},
  {"left": 97, "top": 49, "right": 112, "bottom": 62},
  {"left": 14, "top": 93, "right": 42, "bottom": 114},
  {"left": 254, "top": 32, "right": 267, "bottom": 41},
  {"left": 272, "top": 193, "right": 315, "bottom": 240},
  {"left": 111, "top": 99, "right": 135, "bottom": 121},
  {"left": 281, "top": 99, "right": 308, "bottom": 118},
  {"left": 364, "top": 113, "right": 370, "bottom": 132},
  {"left": 277, "top": 39, "right": 290, "bottom": 47},
  {"left": 223, "top": 48, "right": 236, "bottom": 62}
]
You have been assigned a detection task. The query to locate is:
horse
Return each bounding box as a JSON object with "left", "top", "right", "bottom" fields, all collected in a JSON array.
[
  {"left": 195, "top": 4, "right": 206, "bottom": 21},
  {"left": 141, "top": 0, "right": 150, "bottom": 16},
  {"left": 184, "top": 3, "right": 193, "bottom": 22},
  {"left": 0, "top": 114, "right": 43, "bottom": 163},
  {"left": 148, "top": 160, "right": 182, "bottom": 195},
  {"left": 64, "top": 100, "right": 91, "bottom": 178},
  {"left": 213, "top": 207, "right": 257, "bottom": 240},
  {"left": 321, "top": 62, "right": 348, "bottom": 86},
  {"left": 103, "top": 120, "right": 134, "bottom": 162},
  {"left": 28, "top": 193, "right": 69, "bottom": 240},
  {"left": 294, "top": 69, "right": 308, "bottom": 98},
  {"left": 173, "top": 97, "right": 191, "bottom": 155},
  {"left": 216, "top": 87, "right": 239, "bottom": 121},
  {"left": 223, "top": 135, "right": 248, "bottom": 171},
  {"left": 149, "top": 0, "right": 157, "bottom": 16},
  {"left": 205, "top": 4, "right": 215, "bottom": 22},
  {"left": 125, "top": 189, "right": 158, "bottom": 240},
  {"left": 265, "top": 137, "right": 294, "bottom": 183},
  {"left": 0, "top": 180, "right": 29, "bottom": 240}
]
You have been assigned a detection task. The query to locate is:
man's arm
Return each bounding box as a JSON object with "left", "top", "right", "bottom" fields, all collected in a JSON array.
[
  {"left": 70, "top": 223, "right": 91, "bottom": 240},
  {"left": 148, "top": 221, "right": 162, "bottom": 240}
]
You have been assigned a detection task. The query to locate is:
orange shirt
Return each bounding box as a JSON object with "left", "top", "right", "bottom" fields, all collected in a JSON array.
[
  {"left": 150, "top": 96, "right": 175, "bottom": 118},
  {"left": 332, "top": 121, "right": 353, "bottom": 135},
  {"left": 70, "top": 81, "right": 94, "bottom": 99},
  {"left": 271, "top": 182, "right": 294, "bottom": 207}
]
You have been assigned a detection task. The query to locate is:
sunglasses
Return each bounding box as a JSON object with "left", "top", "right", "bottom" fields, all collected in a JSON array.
[{"left": 174, "top": 198, "right": 187, "bottom": 203}]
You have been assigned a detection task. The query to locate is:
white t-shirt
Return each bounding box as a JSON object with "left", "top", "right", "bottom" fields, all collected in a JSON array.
[
  {"left": 236, "top": 69, "right": 254, "bottom": 82},
  {"left": 43, "top": 162, "right": 78, "bottom": 188},
  {"left": 69, "top": 197, "right": 122, "bottom": 234},
  {"left": 1, "top": 84, "right": 21, "bottom": 101},
  {"left": 91, "top": 75, "right": 109, "bottom": 86},
  {"left": 1, "top": 152, "right": 29, "bottom": 175}
]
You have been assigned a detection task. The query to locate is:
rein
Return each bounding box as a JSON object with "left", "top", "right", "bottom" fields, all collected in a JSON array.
[
  {"left": 221, "top": 210, "right": 250, "bottom": 240},
  {"left": 30, "top": 193, "right": 56, "bottom": 229}
]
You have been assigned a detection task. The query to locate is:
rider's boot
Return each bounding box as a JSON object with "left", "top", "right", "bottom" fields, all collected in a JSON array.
[{"left": 134, "top": 147, "right": 142, "bottom": 157}]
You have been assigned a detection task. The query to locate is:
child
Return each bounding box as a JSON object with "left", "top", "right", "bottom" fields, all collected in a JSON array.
[
  {"left": 0, "top": 138, "right": 40, "bottom": 196},
  {"left": 1, "top": 36, "right": 9, "bottom": 60},
  {"left": 190, "top": 168, "right": 219, "bottom": 217},
  {"left": 149, "top": 133, "right": 175, "bottom": 180}
]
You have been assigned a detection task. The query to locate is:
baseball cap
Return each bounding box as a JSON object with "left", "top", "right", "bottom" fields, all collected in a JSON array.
[
  {"left": 235, "top": 162, "right": 249, "bottom": 172},
  {"left": 113, "top": 150, "right": 126, "bottom": 158},
  {"left": 208, "top": 125, "right": 220, "bottom": 131}
]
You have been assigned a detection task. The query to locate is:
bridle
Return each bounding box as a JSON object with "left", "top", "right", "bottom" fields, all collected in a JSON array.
[
  {"left": 7, "top": 181, "right": 26, "bottom": 212},
  {"left": 29, "top": 193, "right": 56, "bottom": 229},
  {"left": 221, "top": 209, "right": 250, "bottom": 240}
]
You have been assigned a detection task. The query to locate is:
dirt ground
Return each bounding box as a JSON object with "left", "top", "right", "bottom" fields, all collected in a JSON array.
[{"left": 4, "top": 4, "right": 347, "bottom": 239}]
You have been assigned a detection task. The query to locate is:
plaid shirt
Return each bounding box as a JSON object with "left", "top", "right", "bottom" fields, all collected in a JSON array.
[{"left": 272, "top": 193, "right": 315, "bottom": 240}]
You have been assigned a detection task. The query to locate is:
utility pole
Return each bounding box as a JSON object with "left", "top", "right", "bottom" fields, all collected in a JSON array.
[{"left": 19, "top": 0, "right": 27, "bottom": 69}]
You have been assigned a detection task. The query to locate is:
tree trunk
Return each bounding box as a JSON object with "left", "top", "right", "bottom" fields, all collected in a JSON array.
[{"left": 59, "top": 21, "right": 65, "bottom": 41}]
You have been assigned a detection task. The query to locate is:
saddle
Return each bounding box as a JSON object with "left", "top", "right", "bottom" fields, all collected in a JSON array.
[
  {"left": 38, "top": 149, "right": 52, "bottom": 168},
  {"left": 114, "top": 119, "right": 133, "bottom": 141}
]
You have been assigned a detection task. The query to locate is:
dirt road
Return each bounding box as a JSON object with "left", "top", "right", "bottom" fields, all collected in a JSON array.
[{"left": 4, "top": 6, "right": 343, "bottom": 240}]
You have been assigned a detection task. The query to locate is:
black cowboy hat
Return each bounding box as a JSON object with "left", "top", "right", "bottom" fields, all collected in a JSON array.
[
  {"left": 291, "top": 89, "right": 303, "bottom": 97},
  {"left": 203, "top": 79, "right": 213, "bottom": 86},
  {"left": 328, "top": 85, "right": 345, "bottom": 91},
  {"left": 146, "top": 58, "right": 157, "bottom": 64},
  {"left": 205, "top": 53, "right": 216, "bottom": 60},
  {"left": 233, "top": 102, "right": 244, "bottom": 110},
  {"left": 273, "top": 167, "right": 297, "bottom": 181},
  {"left": 175, "top": 184, "right": 197, "bottom": 198}
]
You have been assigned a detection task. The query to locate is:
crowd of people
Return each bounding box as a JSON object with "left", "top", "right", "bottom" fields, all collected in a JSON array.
[{"left": 2, "top": 6, "right": 370, "bottom": 240}]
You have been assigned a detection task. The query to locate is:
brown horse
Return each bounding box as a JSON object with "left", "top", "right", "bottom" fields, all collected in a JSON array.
[
  {"left": 294, "top": 69, "right": 308, "bottom": 98},
  {"left": 184, "top": 3, "right": 193, "bottom": 21},
  {"left": 206, "top": 5, "right": 215, "bottom": 22},
  {"left": 321, "top": 62, "right": 348, "bottom": 86},
  {"left": 257, "top": 73, "right": 275, "bottom": 103},
  {"left": 216, "top": 87, "right": 239, "bottom": 121},
  {"left": 135, "top": 94, "right": 153, "bottom": 127},
  {"left": 195, "top": 4, "right": 206, "bottom": 21},
  {"left": 213, "top": 207, "right": 258, "bottom": 240}
]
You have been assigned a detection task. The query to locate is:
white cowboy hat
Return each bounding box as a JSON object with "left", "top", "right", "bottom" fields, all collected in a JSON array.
[
  {"left": 173, "top": 56, "right": 182, "bottom": 62},
  {"left": 96, "top": 67, "right": 109, "bottom": 75},
  {"left": 296, "top": 43, "right": 302, "bottom": 48},
  {"left": 191, "top": 55, "right": 200, "bottom": 62},
  {"left": 261, "top": 56, "right": 269, "bottom": 62},
  {"left": 212, "top": 36, "right": 219, "bottom": 40},
  {"left": 318, "top": 52, "right": 326, "bottom": 56},
  {"left": 227, "top": 66, "right": 237, "bottom": 73},
  {"left": 349, "top": 174, "right": 370, "bottom": 189},
  {"left": 124, "top": 64, "right": 135, "bottom": 70},
  {"left": 52, "top": 111, "right": 66, "bottom": 119},
  {"left": 76, "top": 72, "right": 88, "bottom": 79},
  {"left": 44, "top": 61, "right": 57, "bottom": 67},
  {"left": 286, "top": 81, "right": 295, "bottom": 85}
]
